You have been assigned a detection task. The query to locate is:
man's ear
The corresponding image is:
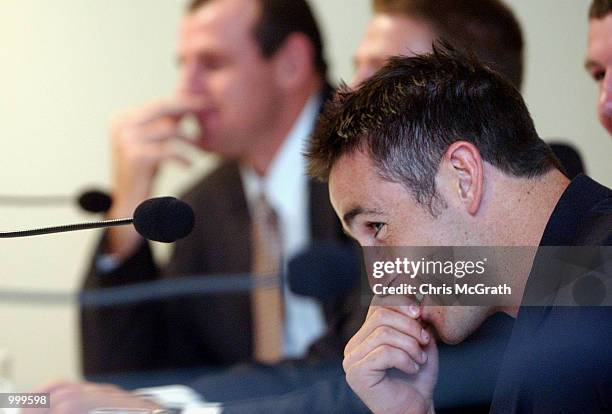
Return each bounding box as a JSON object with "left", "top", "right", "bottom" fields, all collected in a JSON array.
[
  {"left": 443, "top": 141, "right": 484, "bottom": 215},
  {"left": 273, "top": 33, "right": 315, "bottom": 90}
]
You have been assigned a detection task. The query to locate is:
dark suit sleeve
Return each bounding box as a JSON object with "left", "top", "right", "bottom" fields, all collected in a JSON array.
[
  {"left": 306, "top": 286, "right": 367, "bottom": 360},
  {"left": 80, "top": 234, "right": 163, "bottom": 376},
  {"left": 80, "top": 162, "right": 253, "bottom": 375},
  {"left": 219, "top": 377, "right": 369, "bottom": 414},
  {"left": 79, "top": 203, "right": 213, "bottom": 376}
]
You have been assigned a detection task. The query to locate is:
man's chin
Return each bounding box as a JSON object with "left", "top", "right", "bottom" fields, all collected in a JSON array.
[
  {"left": 598, "top": 115, "right": 612, "bottom": 136},
  {"left": 422, "top": 320, "right": 463, "bottom": 345},
  {"left": 421, "top": 306, "right": 486, "bottom": 345},
  {"left": 418, "top": 312, "right": 456, "bottom": 345},
  {"left": 434, "top": 328, "right": 472, "bottom": 345},
  {"left": 196, "top": 136, "right": 236, "bottom": 158}
]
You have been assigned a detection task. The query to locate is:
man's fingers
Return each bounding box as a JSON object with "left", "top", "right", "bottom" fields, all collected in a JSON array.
[
  {"left": 144, "top": 129, "right": 192, "bottom": 145},
  {"left": 30, "top": 379, "right": 75, "bottom": 394},
  {"left": 43, "top": 382, "right": 152, "bottom": 414},
  {"left": 141, "top": 145, "right": 192, "bottom": 167},
  {"left": 347, "top": 344, "right": 421, "bottom": 388},
  {"left": 368, "top": 291, "right": 421, "bottom": 316},
  {"left": 166, "top": 152, "right": 193, "bottom": 167},
  {"left": 345, "top": 325, "right": 428, "bottom": 371},
  {"left": 120, "top": 120, "right": 202, "bottom": 153},
  {"left": 23, "top": 380, "right": 75, "bottom": 414},
  {"left": 119, "top": 118, "right": 187, "bottom": 143},
  {"left": 136, "top": 98, "right": 205, "bottom": 125},
  {"left": 345, "top": 306, "right": 429, "bottom": 356}
]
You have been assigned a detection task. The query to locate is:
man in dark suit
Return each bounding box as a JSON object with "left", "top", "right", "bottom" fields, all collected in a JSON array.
[
  {"left": 309, "top": 44, "right": 611, "bottom": 414},
  {"left": 80, "top": 0, "right": 360, "bottom": 377}
]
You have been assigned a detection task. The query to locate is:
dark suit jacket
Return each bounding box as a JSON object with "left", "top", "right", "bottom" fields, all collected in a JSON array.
[
  {"left": 80, "top": 159, "right": 364, "bottom": 376},
  {"left": 490, "top": 175, "right": 612, "bottom": 413}
]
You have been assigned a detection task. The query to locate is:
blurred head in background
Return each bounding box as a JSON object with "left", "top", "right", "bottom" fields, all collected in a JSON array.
[
  {"left": 586, "top": 0, "right": 612, "bottom": 135},
  {"left": 180, "top": 0, "right": 326, "bottom": 169},
  {"left": 353, "top": 0, "right": 588, "bottom": 179},
  {"left": 353, "top": 0, "right": 524, "bottom": 89}
]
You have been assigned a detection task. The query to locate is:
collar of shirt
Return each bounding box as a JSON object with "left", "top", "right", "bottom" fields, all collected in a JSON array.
[
  {"left": 538, "top": 174, "right": 612, "bottom": 246},
  {"left": 239, "top": 93, "right": 322, "bottom": 258},
  {"left": 239, "top": 93, "right": 326, "bottom": 358}
]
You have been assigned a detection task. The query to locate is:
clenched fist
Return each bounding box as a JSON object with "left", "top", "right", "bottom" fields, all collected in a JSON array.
[{"left": 343, "top": 298, "right": 438, "bottom": 414}]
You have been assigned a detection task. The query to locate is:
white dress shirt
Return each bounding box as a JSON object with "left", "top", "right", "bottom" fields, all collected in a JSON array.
[{"left": 239, "top": 94, "right": 326, "bottom": 358}]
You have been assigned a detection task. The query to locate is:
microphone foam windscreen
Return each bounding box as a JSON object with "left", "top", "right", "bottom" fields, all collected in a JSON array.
[
  {"left": 288, "top": 243, "right": 361, "bottom": 301},
  {"left": 78, "top": 189, "right": 112, "bottom": 213},
  {"left": 133, "top": 197, "right": 195, "bottom": 243}
]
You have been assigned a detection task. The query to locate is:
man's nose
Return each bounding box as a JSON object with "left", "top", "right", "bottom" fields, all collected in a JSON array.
[
  {"left": 351, "top": 66, "right": 375, "bottom": 89},
  {"left": 178, "top": 62, "right": 206, "bottom": 96},
  {"left": 599, "top": 69, "right": 612, "bottom": 117}
]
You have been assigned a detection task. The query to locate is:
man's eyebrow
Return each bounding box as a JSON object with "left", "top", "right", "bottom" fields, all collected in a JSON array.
[
  {"left": 342, "top": 207, "right": 383, "bottom": 227},
  {"left": 585, "top": 58, "right": 601, "bottom": 71}
]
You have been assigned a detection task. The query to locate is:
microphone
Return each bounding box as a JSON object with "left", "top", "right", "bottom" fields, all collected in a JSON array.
[
  {"left": 0, "top": 196, "right": 194, "bottom": 242},
  {"left": 77, "top": 189, "right": 113, "bottom": 213},
  {"left": 0, "top": 188, "right": 113, "bottom": 213},
  {"left": 133, "top": 197, "right": 195, "bottom": 243},
  {"left": 288, "top": 243, "right": 362, "bottom": 301}
]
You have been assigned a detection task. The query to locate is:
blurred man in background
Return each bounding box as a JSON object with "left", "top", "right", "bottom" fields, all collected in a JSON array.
[
  {"left": 353, "top": 0, "right": 523, "bottom": 88},
  {"left": 81, "top": 0, "right": 359, "bottom": 378},
  {"left": 586, "top": 0, "right": 612, "bottom": 136},
  {"left": 358, "top": 0, "right": 585, "bottom": 180}
]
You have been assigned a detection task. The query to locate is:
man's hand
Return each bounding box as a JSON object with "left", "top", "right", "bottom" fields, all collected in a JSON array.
[
  {"left": 106, "top": 97, "right": 203, "bottom": 258},
  {"left": 21, "top": 381, "right": 161, "bottom": 414},
  {"left": 343, "top": 300, "right": 438, "bottom": 414}
]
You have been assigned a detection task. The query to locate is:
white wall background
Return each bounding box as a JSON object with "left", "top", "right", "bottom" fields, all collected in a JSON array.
[{"left": 0, "top": 0, "right": 609, "bottom": 389}]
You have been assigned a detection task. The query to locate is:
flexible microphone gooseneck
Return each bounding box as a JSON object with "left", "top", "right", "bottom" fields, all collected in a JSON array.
[
  {"left": 0, "top": 196, "right": 194, "bottom": 242},
  {"left": 0, "top": 218, "right": 132, "bottom": 239}
]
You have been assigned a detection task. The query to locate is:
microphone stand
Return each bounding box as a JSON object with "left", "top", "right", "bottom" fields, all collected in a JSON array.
[{"left": 0, "top": 218, "right": 132, "bottom": 239}]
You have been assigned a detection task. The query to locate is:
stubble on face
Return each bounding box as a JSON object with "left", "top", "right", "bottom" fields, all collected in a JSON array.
[{"left": 329, "top": 150, "right": 491, "bottom": 343}]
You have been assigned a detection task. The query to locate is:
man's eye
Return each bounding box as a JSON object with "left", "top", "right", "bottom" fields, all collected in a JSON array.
[
  {"left": 367, "top": 222, "right": 386, "bottom": 236},
  {"left": 207, "top": 61, "right": 225, "bottom": 70},
  {"left": 197, "top": 54, "right": 227, "bottom": 71},
  {"left": 592, "top": 70, "right": 605, "bottom": 82}
]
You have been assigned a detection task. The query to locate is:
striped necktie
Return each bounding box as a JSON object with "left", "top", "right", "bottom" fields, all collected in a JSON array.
[{"left": 250, "top": 194, "right": 284, "bottom": 363}]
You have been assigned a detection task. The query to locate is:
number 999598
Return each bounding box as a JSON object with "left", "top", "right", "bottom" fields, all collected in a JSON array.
[{"left": 1, "top": 393, "right": 49, "bottom": 408}]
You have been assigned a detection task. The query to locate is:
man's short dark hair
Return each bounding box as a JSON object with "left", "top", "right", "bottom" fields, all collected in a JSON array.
[
  {"left": 589, "top": 0, "right": 612, "bottom": 19},
  {"left": 307, "top": 43, "right": 559, "bottom": 214},
  {"left": 373, "top": 0, "right": 524, "bottom": 90},
  {"left": 188, "top": 0, "right": 327, "bottom": 79}
]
